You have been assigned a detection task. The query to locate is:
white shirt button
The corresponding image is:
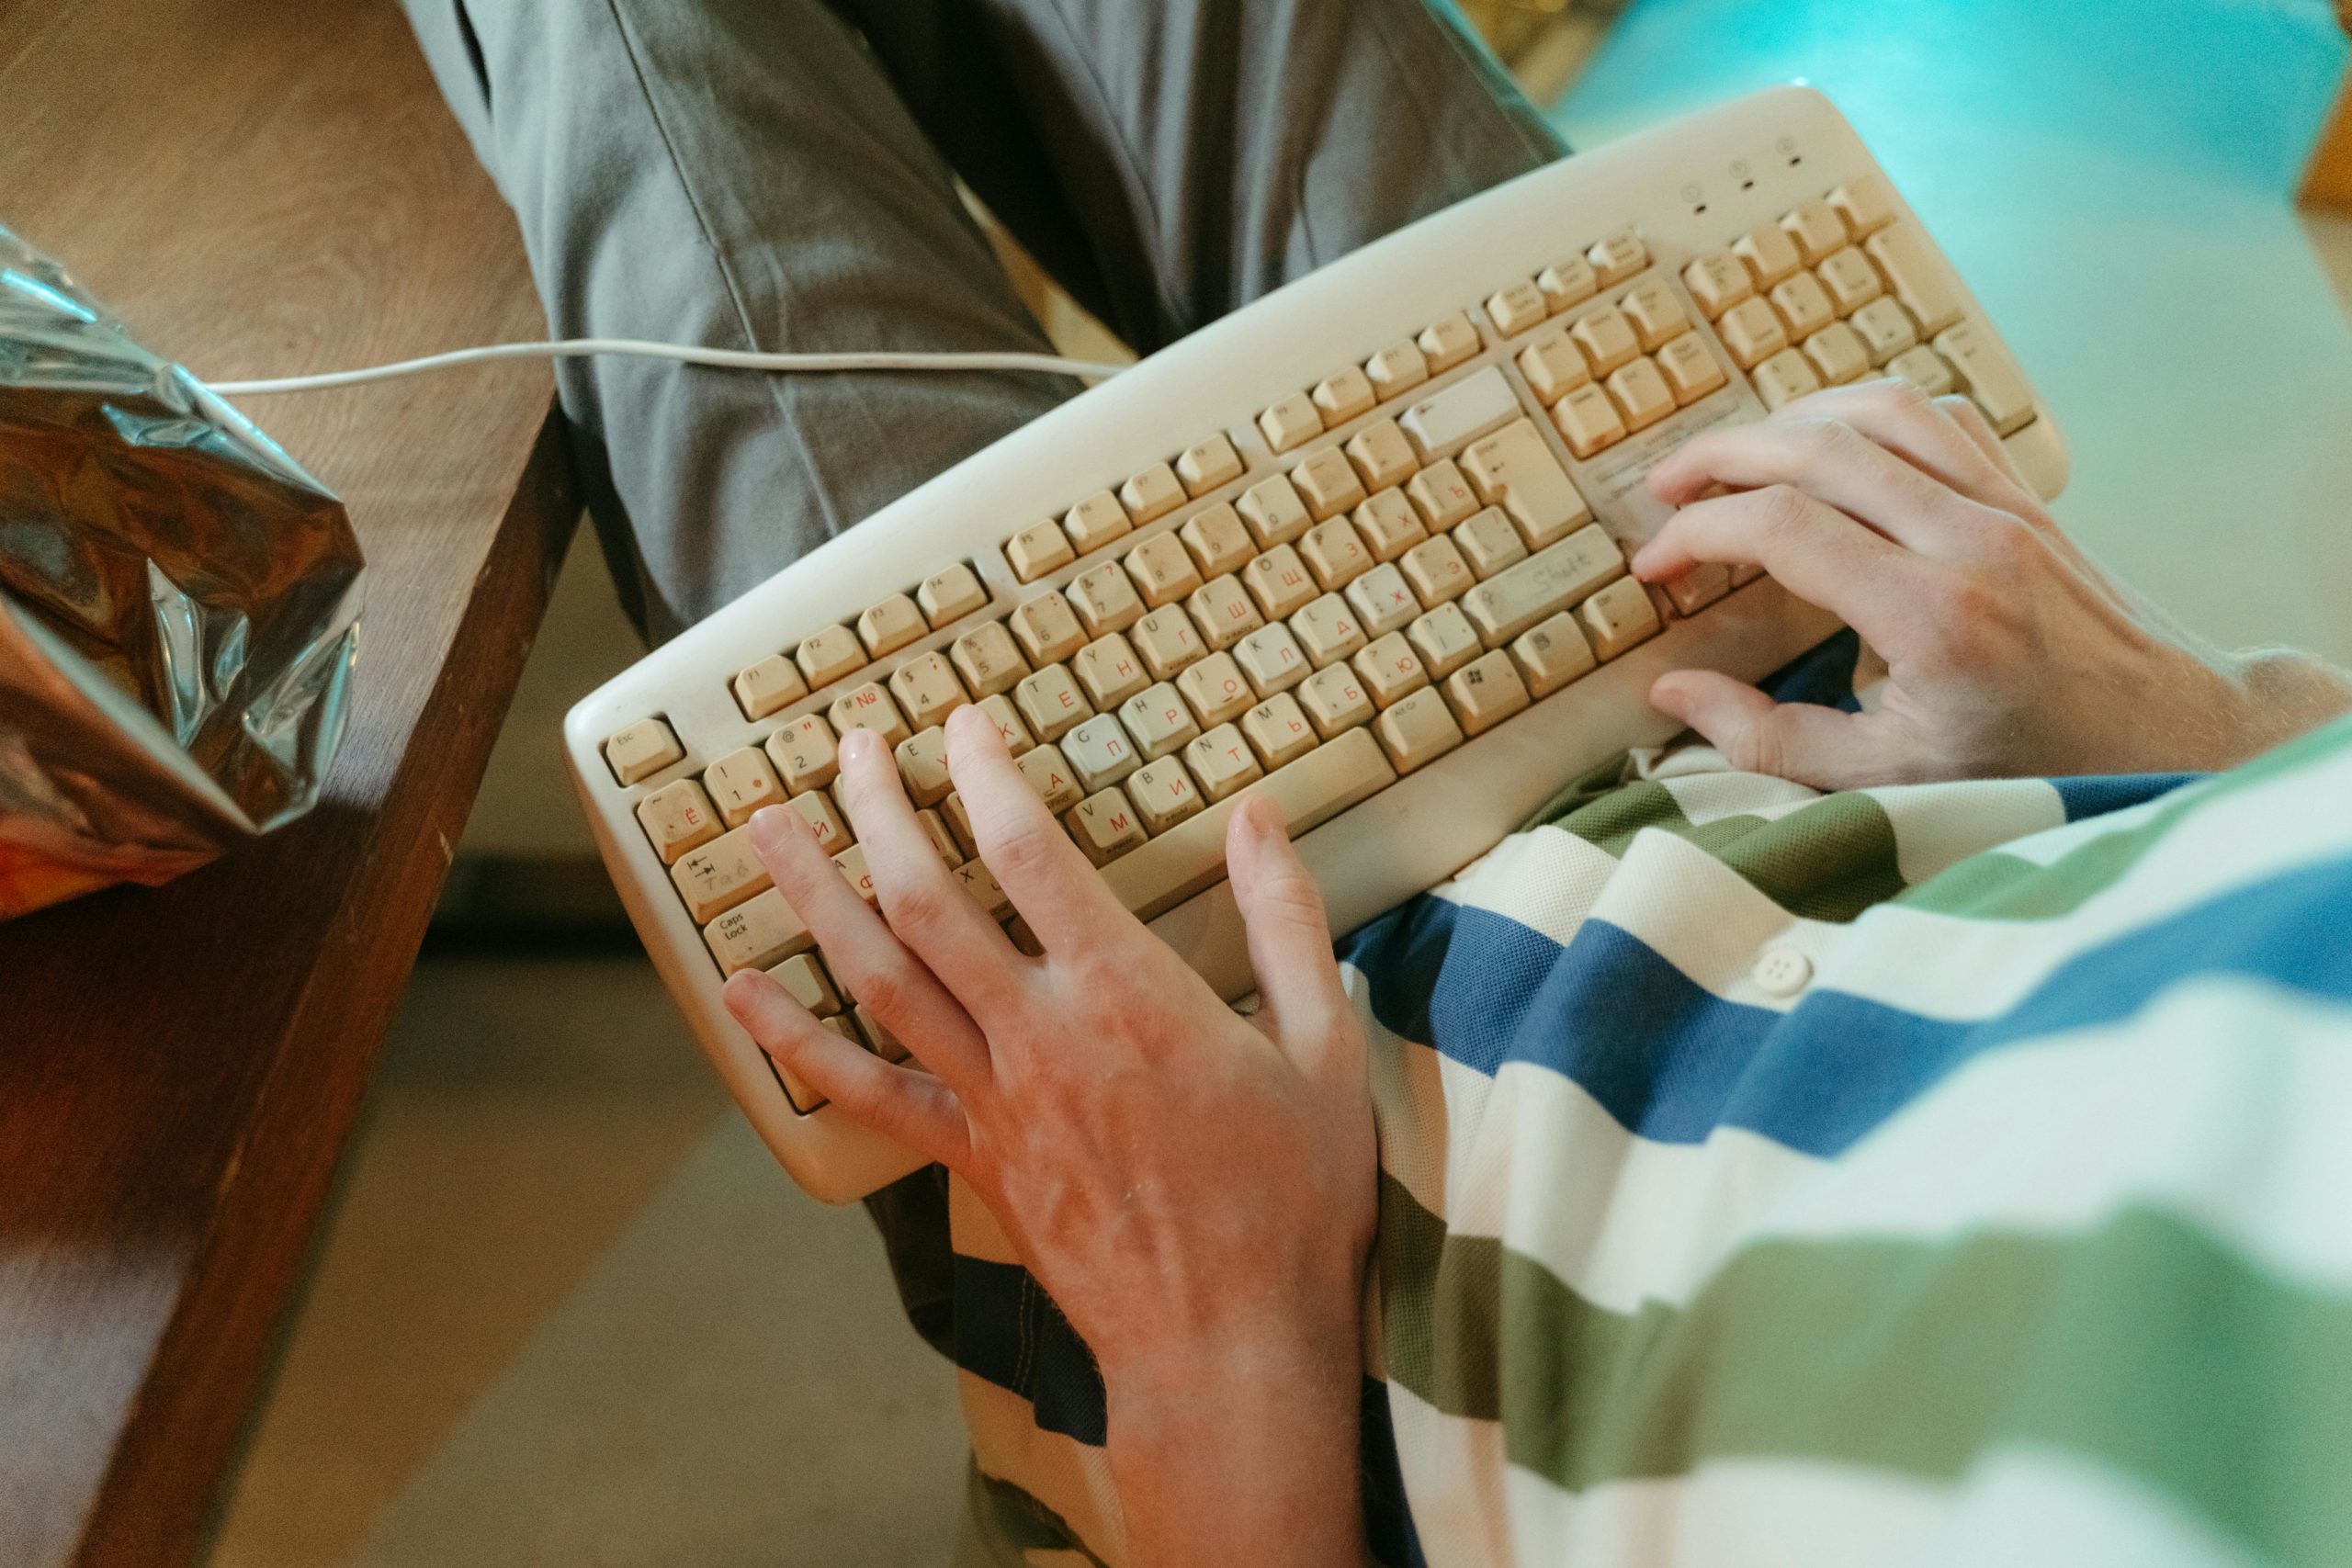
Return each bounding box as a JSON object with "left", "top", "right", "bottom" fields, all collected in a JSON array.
[{"left": 1752, "top": 948, "right": 1813, "bottom": 998}]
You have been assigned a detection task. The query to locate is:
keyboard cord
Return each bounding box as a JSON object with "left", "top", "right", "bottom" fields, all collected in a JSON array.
[{"left": 206, "top": 338, "right": 1132, "bottom": 396}]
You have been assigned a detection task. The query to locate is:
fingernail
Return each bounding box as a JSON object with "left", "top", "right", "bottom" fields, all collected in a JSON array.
[
  {"left": 841, "top": 728, "right": 878, "bottom": 764},
  {"left": 749, "top": 803, "right": 800, "bottom": 847}
]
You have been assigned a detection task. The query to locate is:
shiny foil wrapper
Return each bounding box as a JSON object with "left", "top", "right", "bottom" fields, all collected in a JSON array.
[{"left": 0, "top": 226, "right": 362, "bottom": 918}]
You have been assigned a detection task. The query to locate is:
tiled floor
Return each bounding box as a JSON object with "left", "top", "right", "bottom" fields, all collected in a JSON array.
[{"left": 208, "top": 6, "right": 2351, "bottom": 1564}]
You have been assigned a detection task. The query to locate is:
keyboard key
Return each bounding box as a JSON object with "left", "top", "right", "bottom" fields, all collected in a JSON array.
[
  {"left": 1569, "top": 306, "right": 1639, "bottom": 377},
  {"left": 765, "top": 713, "right": 838, "bottom": 794},
  {"left": 915, "top": 809, "right": 962, "bottom": 867},
  {"left": 1363, "top": 338, "right": 1430, "bottom": 400},
  {"left": 1587, "top": 227, "right": 1648, "bottom": 286},
  {"left": 1619, "top": 278, "right": 1688, "bottom": 351},
  {"left": 1010, "top": 591, "right": 1087, "bottom": 665},
  {"left": 1063, "top": 713, "right": 1140, "bottom": 793},
  {"left": 1128, "top": 757, "right": 1205, "bottom": 834},
  {"left": 703, "top": 888, "right": 812, "bottom": 976},
  {"left": 1716, "top": 296, "right": 1790, "bottom": 371},
  {"left": 1408, "top": 601, "right": 1482, "bottom": 679},
  {"left": 1550, "top": 383, "right": 1627, "bottom": 459},
  {"left": 769, "top": 953, "right": 841, "bottom": 1015},
  {"left": 1537, "top": 254, "right": 1598, "bottom": 314},
  {"left": 1804, "top": 321, "right": 1872, "bottom": 387},
  {"left": 1664, "top": 561, "right": 1733, "bottom": 615},
  {"left": 1517, "top": 331, "right": 1591, "bottom": 406},
  {"left": 1406, "top": 458, "right": 1478, "bottom": 532},
  {"left": 1176, "top": 434, "right": 1245, "bottom": 497},
  {"left": 1120, "top": 462, "right": 1186, "bottom": 525},
  {"left": 1068, "top": 786, "right": 1148, "bottom": 865},
  {"left": 1069, "top": 561, "right": 1145, "bottom": 637},
  {"left": 1400, "top": 534, "right": 1475, "bottom": 605},
  {"left": 1485, "top": 277, "right": 1549, "bottom": 336},
  {"left": 1606, "top": 356, "right": 1676, "bottom": 433},
  {"left": 797, "top": 625, "right": 865, "bottom": 690},
  {"left": 1351, "top": 490, "right": 1427, "bottom": 562},
  {"left": 1460, "top": 525, "right": 1625, "bottom": 647},
  {"left": 954, "top": 855, "right": 1014, "bottom": 917},
  {"left": 895, "top": 728, "right": 953, "bottom": 806},
  {"left": 857, "top": 592, "right": 926, "bottom": 658},
  {"left": 1865, "top": 225, "right": 1963, "bottom": 334},
  {"left": 942, "top": 793, "right": 979, "bottom": 856},
  {"left": 673, "top": 825, "right": 772, "bottom": 922},
  {"left": 1183, "top": 725, "right": 1266, "bottom": 800},
  {"left": 1417, "top": 312, "right": 1481, "bottom": 373},
  {"left": 1016, "top": 742, "right": 1086, "bottom": 814},
  {"left": 1125, "top": 532, "right": 1203, "bottom": 608},
  {"left": 794, "top": 789, "right": 854, "bottom": 855},
  {"left": 1510, "top": 611, "right": 1598, "bottom": 697},
  {"left": 1243, "top": 544, "right": 1318, "bottom": 620},
  {"left": 1301, "top": 516, "right": 1374, "bottom": 591},
  {"left": 1463, "top": 417, "right": 1591, "bottom": 548},
  {"left": 1733, "top": 221, "right": 1803, "bottom": 288},
  {"left": 1238, "top": 473, "right": 1313, "bottom": 547},
  {"left": 1657, "top": 332, "right": 1728, "bottom": 405},
  {"left": 1133, "top": 605, "right": 1207, "bottom": 680},
  {"left": 1007, "top": 519, "right": 1076, "bottom": 582},
  {"left": 1374, "top": 685, "right": 1464, "bottom": 773},
  {"left": 1064, "top": 491, "right": 1134, "bottom": 555},
  {"left": 1932, "top": 323, "right": 2037, "bottom": 434},
  {"left": 1098, "top": 728, "right": 1394, "bottom": 921},
  {"left": 733, "top": 654, "right": 808, "bottom": 721},
  {"left": 703, "top": 748, "right": 786, "bottom": 829},
  {"left": 1311, "top": 366, "right": 1377, "bottom": 427},
  {"left": 1849, "top": 296, "right": 1920, "bottom": 366},
  {"left": 1177, "top": 651, "right": 1255, "bottom": 727},
  {"left": 1829, "top": 173, "right": 1897, "bottom": 236},
  {"left": 1682, "top": 251, "right": 1754, "bottom": 320},
  {"left": 1180, "top": 501, "right": 1257, "bottom": 578},
  {"left": 1237, "top": 622, "right": 1311, "bottom": 694},
  {"left": 1292, "top": 592, "right": 1368, "bottom": 667},
  {"left": 1780, "top": 197, "right": 1849, "bottom": 265},
  {"left": 1343, "top": 418, "right": 1418, "bottom": 491},
  {"left": 1346, "top": 562, "right": 1420, "bottom": 637},
  {"left": 1075, "top": 632, "right": 1150, "bottom": 708},
  {"left": 977, "top": 693, "right": 1035, "bottom": 756},
  {"left": 1298, "top": 664, "right": 1376, "bottom": 737},
  {"left": 1454, "top": 507, "right": 1527, "bottom": 579},
  {"left": 1186, "top": 574, "right": 1264, "bottom": 651},
  {"left": 1815, "top": 246, "right": 1883, "bottom": 317},
  {"left": 1769, "top": 271, "right": 1836, "bottom": 340},
  {"left": 1292, "top": 446, "right": 1367, "bottom": 521},
  {"left": 1259, "top": 391, "right": 1323, "bottom": 454},
  {"left": 1241, "top": 693, "right": 1318, "bottom": 768},
  {"left": 888, "top": 651, "right": 967, "bottom": 731},
  {"left": 834, "top": 842, "right": 878, "bottom": 905},
  {"left": 1398, "top": 365, "right": 1517, "bottom": 460},
  {"left": 605, "top": 716, "right": 684, "bottom": 785},
  {"left": 950, "top": 621, "right": 1030, "bottom": 697},
  {"left": 1014, "top": 662, "right": 1092, "bottom": 741},
  {"left": 1753, "top": 346, "right": 1826, "bottom": 411},
  {"left": 637, "top": 777, "right": 722, "bottom": 863},
  {"left": 830, "top": 682, "right": 910, "bottom": 749},
  {"left": 1887, "top": 344, "right": 1959, "bottom": 397},
  {"left": 1579, "top": 576, "right": 1662, "bottom": 658},
  {"left": 1444, "top": 649, "right": 1531, "bottom": 736},
  {"left": 1353, "top": 631, "right": 1429, "bottom": 708}
]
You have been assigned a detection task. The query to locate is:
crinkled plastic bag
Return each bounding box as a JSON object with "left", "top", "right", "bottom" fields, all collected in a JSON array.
[{"left": 0, "top": 226, "right": 363, "bottom": 917}]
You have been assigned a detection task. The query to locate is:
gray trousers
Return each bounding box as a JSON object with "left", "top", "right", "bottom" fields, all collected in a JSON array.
[{"left": 400, "top": 0, "right": 1566, "bottom": 644}]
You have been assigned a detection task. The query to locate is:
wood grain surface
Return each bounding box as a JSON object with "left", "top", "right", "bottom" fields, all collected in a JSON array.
[{"left": 0, "top": 2, "right": 573, "bottom": 1563}]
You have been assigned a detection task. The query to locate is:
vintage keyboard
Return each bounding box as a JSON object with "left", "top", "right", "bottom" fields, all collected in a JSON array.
[{"left": 564, "top": 86, "right": 2066, "bottom": 1203}]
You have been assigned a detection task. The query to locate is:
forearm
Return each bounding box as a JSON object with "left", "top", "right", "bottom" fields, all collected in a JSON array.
[{"left": 1106, "top": 1331, "right": 1369, "bottom": 1568}]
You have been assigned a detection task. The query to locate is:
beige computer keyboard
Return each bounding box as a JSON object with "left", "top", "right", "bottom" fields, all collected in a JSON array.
[{"left": 566, "top": 86, "right": 2065, "bottom": 1203}]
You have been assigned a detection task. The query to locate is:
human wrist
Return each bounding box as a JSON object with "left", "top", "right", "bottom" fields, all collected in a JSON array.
[{"left": 2205, "top": 647, "right": 2352, "bottom": 767}]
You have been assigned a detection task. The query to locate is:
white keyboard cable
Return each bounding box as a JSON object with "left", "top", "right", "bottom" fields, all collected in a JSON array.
[{"left": 205, "top": 337, "right": 1132, "bottom": 396}]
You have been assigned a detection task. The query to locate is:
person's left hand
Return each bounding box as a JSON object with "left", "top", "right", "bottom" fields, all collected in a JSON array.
[{"left": 721, "top": 705, "right": 1374, "bottom": 1567}]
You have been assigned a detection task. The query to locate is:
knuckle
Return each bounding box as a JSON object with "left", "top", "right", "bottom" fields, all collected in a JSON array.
[
  {"left": 881, "top": 878, "right": 950, "bottom": 937},
  {"left": 842, "top": 960, "right": 913, "bottom": 1023},
  {"left": 988, "top": 817, "right": 1060, "bottom": 885},
  {"left": 1750, "top": 483, "right": 1814, "bottom": 546},
  {"left": 1250, "top": 864, "right": 1329, "bottom": 927},
  {"left": 1724, "top": 714, "right": 1787, "bottom": 778}
]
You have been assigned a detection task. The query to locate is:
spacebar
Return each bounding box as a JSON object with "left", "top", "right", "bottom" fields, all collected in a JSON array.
[{"left": 1102, "top": 729, "right": 1397, "bottom": 922}]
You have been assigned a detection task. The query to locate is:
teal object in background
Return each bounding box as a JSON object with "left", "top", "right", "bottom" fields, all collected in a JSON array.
[{"left": 1555, "top": 0, "right": 2352, "bottom": 662}]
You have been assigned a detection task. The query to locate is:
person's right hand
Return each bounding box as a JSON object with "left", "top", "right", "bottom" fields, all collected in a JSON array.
[{"left": 1630, "top": 380, "right": 2352, "bottom": 787}]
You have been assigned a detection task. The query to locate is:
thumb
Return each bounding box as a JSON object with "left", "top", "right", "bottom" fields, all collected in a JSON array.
[
  {"left": 1649, "top": 669, "right": 1883, "bottom": 789},
  {"left": 1226, "top": 794, "right": 1351, "bottom": 1058}
]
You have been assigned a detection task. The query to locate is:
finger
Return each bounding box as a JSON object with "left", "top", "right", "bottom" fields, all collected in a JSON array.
[
  {"left": 1643, "top": 412, "right": 1976, "bottom": 553},
  {"left": 723, "top": 968, "right": 971, "bottom": 1168},
  {"left": 943, "top": 704, "right": 1133, "bottom": 955},
  {"left": 746, "top": 804, "right": 993, "bottom": 1091},
  {"left": 1630, "top": 485, "right": 1937, "bottom": 657},
  {"left": 1933, "top": 392, "right": 2011, "bottom": 472},
  {"left": 832, "top": 728, "right": 1025, "bottom": 1020},
  {"left": 1648, "top": 669, "right": 1904, "bottom": 790},
  {"left": 1752, "top": 380, "right": 2026, "bottom": 512},
  {"left": 1226, "top": 795, "right": 1351, "bottom": 1065}
]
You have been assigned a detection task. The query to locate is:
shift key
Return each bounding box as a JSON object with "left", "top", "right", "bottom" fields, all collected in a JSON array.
[
  {"left": 1462, "top": 417, "right": 1592, "bottom": 547},
  {"left": 1461, "top": 526, "right": 1625, "bottom": 647}
]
